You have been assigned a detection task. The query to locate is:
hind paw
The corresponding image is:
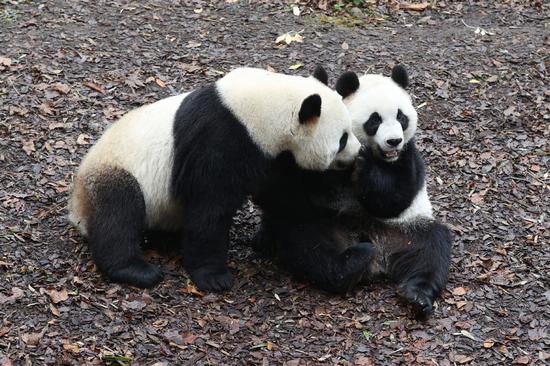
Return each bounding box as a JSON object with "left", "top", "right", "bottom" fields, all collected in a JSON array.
[{"left": 397, "top": 279, "right": 437, "bottom": 320}]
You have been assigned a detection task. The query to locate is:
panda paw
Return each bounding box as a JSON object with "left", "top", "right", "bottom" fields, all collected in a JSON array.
[
  {"left": 109, "top": 260, "right": 163, "bottom": 289},
  {"left": 325, "top": 242, "right": 375, "bottom": 294},
  {"left": 397, "top": 279, "right": 437, "bottom": 320},
  {"left": 190, "top": 265, "right": 234, "bottom": 292}
]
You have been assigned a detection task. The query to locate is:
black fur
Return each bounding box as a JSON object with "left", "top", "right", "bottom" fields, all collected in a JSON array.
[
  {"left": 355, "top": 140, "right": 425, "bottom": 219},
  {"left": 254, "top": 141, "right": 452, "bottom": 319},
  {"left": 312, "top": 65, "right": 329, "bottom": 85},
  {"left": 298, "top": 94, "right": 322, "bottom": 124},
  {"left": 172, "top": 86, "right": 269, "bottom": 292},
  {"left": 335, "top": 71, "right": 360, "bottom": 98},
  {"left": 391, "top": 64, "right": 409, "bottom": 89},
  {"left": 87, "top": 168, "right": 163, "bottom": 288}
]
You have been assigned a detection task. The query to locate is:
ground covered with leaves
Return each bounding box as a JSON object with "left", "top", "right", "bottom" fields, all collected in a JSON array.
[{"left": 1, "top": 0, "right": 549, "bottom": 365}]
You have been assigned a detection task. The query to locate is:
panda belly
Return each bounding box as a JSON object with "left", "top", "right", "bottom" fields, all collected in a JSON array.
[{"left": 69, "top": 93, "right": 189, "bottom": 235}]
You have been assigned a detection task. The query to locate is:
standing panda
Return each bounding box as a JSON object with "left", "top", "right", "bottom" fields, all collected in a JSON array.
[
  {"left": 254, "top": 65, "right": 452, "bottom": 318},
  {"left": 68, "top": 66, "right": 362, "bottom": 291}
]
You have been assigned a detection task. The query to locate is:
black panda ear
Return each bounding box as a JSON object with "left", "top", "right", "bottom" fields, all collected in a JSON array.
[
  {"left": 312, "top": 65, "right": 329, "bottom": 85},
  {"left": 335, "top": 71, "right": 360, "bottom": 99},
  {"left": 299, "top": 94, "right": 322, "bottom": 125},
  {"left": 391, "top": 64, "right": 409, "bottom": 89}
]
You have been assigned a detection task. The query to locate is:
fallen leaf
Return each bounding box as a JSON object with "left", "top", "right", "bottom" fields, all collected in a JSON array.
[
  {"left": 513, "top": 356, "right": 529, "bottom": 365},
  {"left": 83, "top": 81, "right": 105, "bottom": 93},
  {"left": 62, "top": 343, "right": 80, "bottom": 353},
  {"left": 266, "top": 65, "right": 276, "bottom": 73},
  {"left": 275, "top": 32, "right": 304, "bottom": 45},
  {"left": 187, "top": 40, "right": 201, "bottom": 48},
  {"left": 289, "top": 63, "right": 303, "bottom": 70},
  {"left": 155, "top": 78, "right": 166, "bottom": 88},
  {"left": 530, "top": 165, "right": 540, "bottom": 172},
  {"left": 483, "top": 340, "right": 495, "bottom": 348},
  {"left": 76, "top": 134, "right": 91, "bottom": 145},
  {"left": 451, "top": 287, "right": 468, "bottom": 296},
  {"left": 181, "top": 333, "right": 197, "bottom": 345},
  {"left": 180, "top": 285, "right": 204, "bottom": 297},
  {"left": 52, "top": 83, "right": 70, "bottom": 94},
  {"left": 452, "top": 355, "right": 473, "bottom": 364},
  {"left": 46, "top": 288, "right": 69, "bottom": 304},
  {"left": 341, "top": 41, "right": 349, "bottom": 50},
  {"left": 0, "top": 57, "right": 12, "bottom": 66},
  {"left": 399, "top": 2, "right": 429, "bottom": 11},
  {"left": 0, "top": 287, "right": 24, "bottom": 305},
  {"left": 22, "top": 140, "right": 35, "bottom": 155},
  {"left": 49, "top": 303, "right": 60, "bottom": 317},
  {"left": 292, "top": 6, "right": 300, "bottom": 16},
  {"left": 21, "top": 332, "right": 43, "bottom": 346}
]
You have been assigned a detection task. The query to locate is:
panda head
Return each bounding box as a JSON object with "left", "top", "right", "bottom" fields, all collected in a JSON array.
[
  {"left": 291, "top": 65, "right": 361, "bottom": 170},
  {"left": 216, "top": 66, "right": 361, "bottom": 171},
  {"left": 336, "top": 65, "right": 418, "bottom": 163}
]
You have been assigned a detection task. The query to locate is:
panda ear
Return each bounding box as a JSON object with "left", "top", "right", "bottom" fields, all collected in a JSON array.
[
  {"left": 391, "top": 64, "right": 409, "bottom": 89},
  {"left": 299, "top": 94, "right": 322, "bottom": 125},
  {"left": 312, "top": 65, "right": 329, "bottom": 85},
  {"left": 335, "top": 71, "right": 360, "bottom": 99}
]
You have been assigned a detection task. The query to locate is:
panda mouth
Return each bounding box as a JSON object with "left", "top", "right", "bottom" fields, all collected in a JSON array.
[{"left": 383, "top": 150, "right": 399, "bottom": 159}]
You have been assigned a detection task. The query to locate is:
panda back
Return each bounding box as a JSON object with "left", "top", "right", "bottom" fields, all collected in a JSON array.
[{"left": 70, "top": 93, "right": 189, "bottom": 233}]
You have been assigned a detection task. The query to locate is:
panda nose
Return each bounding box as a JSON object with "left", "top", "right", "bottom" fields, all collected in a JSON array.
[{"left": 386, "top": 138, "right": 402, "bottom": 147}]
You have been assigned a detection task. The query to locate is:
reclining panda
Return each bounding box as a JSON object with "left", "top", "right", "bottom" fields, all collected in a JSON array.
[
  {"left": 254, "top": 65, "right": 452, "bottom": 318},
  {"left": 68, "top": 66, "right": 362, "bottom": 291}
]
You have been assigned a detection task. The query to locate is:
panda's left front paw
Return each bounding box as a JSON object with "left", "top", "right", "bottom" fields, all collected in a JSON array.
[{"left": 397, "top": 279, "right": 437, "bottom": 320}]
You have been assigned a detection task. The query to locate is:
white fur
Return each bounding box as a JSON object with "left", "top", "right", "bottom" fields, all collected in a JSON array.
[
  {"left": 384, "top": 184, "right": 434, "bottom": 225},
  {"left": 344, "top": 74, "right": 417, "bottom": 155},
  {"left": 69, "top": 94, "right": 189, "bottom": 234},
  {"left": 217, "top": 68, "right": 360, "bottom": 170}
]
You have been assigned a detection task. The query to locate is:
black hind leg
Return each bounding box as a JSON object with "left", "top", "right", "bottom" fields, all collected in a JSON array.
[
  {"left": 388, "top": 221, "right": 452, "bottom": 319},
  {"left": 264, "top": 220, "right": 375, "bottom": 294},
  {"left": 86, "top": 169, "right": 162, "bottom": 288}
]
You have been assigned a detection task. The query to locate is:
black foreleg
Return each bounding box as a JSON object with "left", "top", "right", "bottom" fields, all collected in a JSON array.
[
  {"left": 87, "top": 169, "right": 162, "bottom": 288},
  {"left": 388, "top": 221, "right": 452, "bottom": 319}
]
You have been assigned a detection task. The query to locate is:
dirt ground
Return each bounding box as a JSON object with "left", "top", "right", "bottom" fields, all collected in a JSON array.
[{"left": 1, "top": 0, "right": 549, "bottom": 365}]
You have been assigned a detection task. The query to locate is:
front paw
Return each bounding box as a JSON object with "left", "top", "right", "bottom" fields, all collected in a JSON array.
[
  {"left": 189, "top": 265, "right": 234, "bottom": 292},
  {"left": 397, "top": 278, "right": 438, "bottom": 320}
]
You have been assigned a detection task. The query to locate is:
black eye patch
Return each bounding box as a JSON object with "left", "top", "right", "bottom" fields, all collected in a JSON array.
[
  {"left": 397, "top": 109, "right": 409, "bottom": 130},
  {"left": 338, "top": 132, "right": 348, "bottom": 153},
  {"left": 363, "top": 112, "right": 382, "bottom": 136}
]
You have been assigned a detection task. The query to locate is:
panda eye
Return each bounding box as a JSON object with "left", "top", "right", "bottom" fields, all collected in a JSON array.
[
  {"left": 397, "top": 109, "right": 409, "bottom": 130},
  {"left": 364, "top": 112, "right": 382, "bottom": 136},
  {"left": 337, "top": 132, "right": 348, "bottom": 153}
]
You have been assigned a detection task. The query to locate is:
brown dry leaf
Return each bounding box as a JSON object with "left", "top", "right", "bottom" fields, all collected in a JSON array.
[
  {"left": 38, "top": 102, "right": 53, "bottom": 115},
  {"left": 21, "top": 332, "right": 43, "bottom": 346},
  {"left": 513, "top": 356, "right": 529, "bottom": 365},
  {"left": 187, "top": 40, "right": 202, "bottom": 48},
  {"left": 62, "top": 343, "right": 80, "bottom": 353},
  {"left": 530, "top": 165, "right": 540, "bottom": 172},
  {"left": 266, "top": 65, "right": 276, "bottom": 73},
  {"left": 83, "top": 81, "right": 106, "bottom": 93},
  {"left": 0, "top": 57, "right": 12, "bottom": 66},
  {"left": 181, "top": 333, "right": 197, "bottom": 345},
  {"left": 76, "top": 134, "right": 91, "bottom": 145},
  {"left": 155, "top": 78, "right": 166, "bottom": 88},
  {"left": 49, "top": 303, "right": 60, "bottom": 317},
  {"left": 22, "top": 140, "right": 35, "bottom": 155},
  {"left": 452, "top": 355, "right": 473, "bottom": 364},
  {"left": 47, "top": 288, "right": 69, "bottom": 304},
  {"left": 483, "top": 339, "right": 495, "bottom": 348},
  {"left": 451, "top": 287, "right": 468, "bottom": 296},
  {"left": 52, "top": 83, "right": 70, "bottom": 94},
  {"left": 317, "top": 0, "right": 327, "bottom": 10},
  {"left": 0, "top": 287, "right": 24, "bottom": 305},
  {"left": 180, "top": 285, "right": 204, "bottom": 298},
  {"left": 399, "top": 2, "right": 430, "bottom": 11}
]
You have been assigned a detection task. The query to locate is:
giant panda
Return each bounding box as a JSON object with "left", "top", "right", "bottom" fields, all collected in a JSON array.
[
  {"left": 68, "top": 66, "right": 362, "bottom": 291},
  {"left": 253, "top": 65, "right": 452, "bottom": 318}
]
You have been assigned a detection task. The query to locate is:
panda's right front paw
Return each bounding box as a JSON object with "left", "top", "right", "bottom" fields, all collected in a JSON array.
[{"left": 189, "top": 265, "right": 234, "bottom": 292}]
